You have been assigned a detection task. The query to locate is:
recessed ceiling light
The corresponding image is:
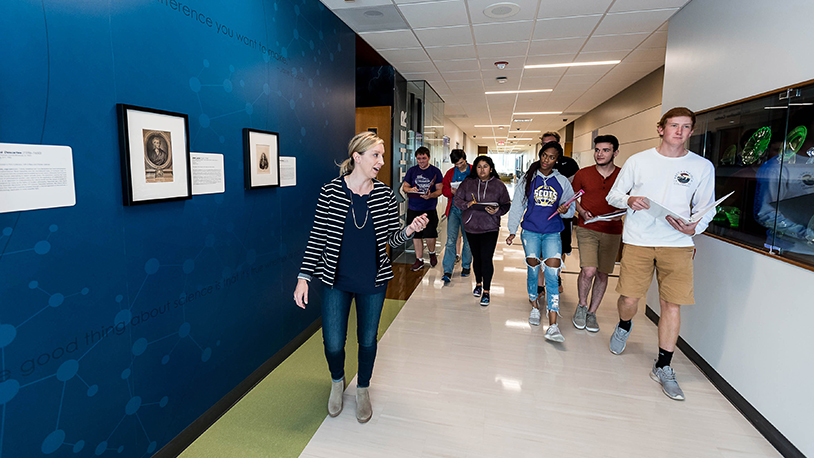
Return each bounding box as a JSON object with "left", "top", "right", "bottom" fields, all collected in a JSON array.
[
  {"left": 512, "top": 118, "right": 532, "bottom": 122},
  {"left": 485, "top": 89, "right": 552, "bottom": 94},
  {"left": 484, "top": 2, "right": 520, "bottom": 19},
  {"left": 513, "top": 111, "right": 561, "bottom": 115},
  {"left": 525, "top": 60, "right": 620, "bottom": 69},
  {"left": 363, "top": 10, "right": 384, "bottom": 17},
  {"left": 474, "top": 125, "right": 509, "bottom": 127},
  {"left": 513, "top": 131, "right": 540, "bottom": 133}
]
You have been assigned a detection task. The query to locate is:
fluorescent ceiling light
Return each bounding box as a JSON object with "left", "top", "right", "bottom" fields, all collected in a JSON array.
[
  {"left": 483, "top": 137, "right": 534, "bottom": 140},
  {"left": 525, "top": 60, "right": 620, "bottom": 69},
  {"left": 424, "top": 125, "right": 444, "bottom": 128},
  {"left": 513, "top": 130, "right": 540, "bottom": 133},
  {"left": 474, "top": 125, "right": 509, "bottom": 127},
  {"left": 513, "top": 111, "right": 562, "bottom": 115},
  {"left": 512, "top": 118, "right": 532, "bottom": 122},
  {"left": 485, "top": 89, "right": 553, "bottom": 94}
]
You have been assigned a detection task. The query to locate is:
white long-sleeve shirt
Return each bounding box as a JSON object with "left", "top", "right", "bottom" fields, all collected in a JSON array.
[{"left": 606, "top": 148, "right": 716, "bottom": 247}]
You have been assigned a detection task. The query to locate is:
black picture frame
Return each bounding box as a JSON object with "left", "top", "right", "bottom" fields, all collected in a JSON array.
[
  {"left": 243, "top": 128, "right": 281, "bottom": 189},
  {"left": 116, "top": 103, "right": 192, "bottom": 206}
]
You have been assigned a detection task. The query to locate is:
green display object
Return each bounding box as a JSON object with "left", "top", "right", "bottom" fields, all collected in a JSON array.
[
  {"left": 740, "top": 127, "right": 772, "bottom": 165},
  {"left": 721, "top": 144, "right": 737, "bottom": 165},
  {"left": 778, "top": 125, "right": 808, "bottom": 164}
]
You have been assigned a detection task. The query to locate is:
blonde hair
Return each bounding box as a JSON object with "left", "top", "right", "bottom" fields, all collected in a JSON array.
[{"left": 339, "top": 132, "right": 384, "bottom": 176}]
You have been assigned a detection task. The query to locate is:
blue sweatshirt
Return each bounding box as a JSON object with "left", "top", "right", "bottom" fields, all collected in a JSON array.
[{"left": 507, "top": 170, "right": 575, "bottom": 235}]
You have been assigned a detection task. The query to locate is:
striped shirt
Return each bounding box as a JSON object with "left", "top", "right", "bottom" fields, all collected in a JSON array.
[{"left": 298, "top": 176, "right": 410, "bottom": 287}]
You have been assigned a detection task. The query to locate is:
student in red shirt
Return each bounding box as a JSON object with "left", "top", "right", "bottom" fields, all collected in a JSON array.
[{"left": 570, "top": 135, "right": 623, "bottom": 333}]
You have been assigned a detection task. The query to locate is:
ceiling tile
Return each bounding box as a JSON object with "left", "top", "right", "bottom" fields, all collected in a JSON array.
[
  {"left": 528, "top": 37, "right": 587, "bottom": 55},
  {"left": 434, "top": 59, "right": 481, "bottom": 72},
  {"left": 582, "top": 32, "right": 649, "bottom": 52},
  {"left": 401, "top": 71, "right": 443, "bottom": 80},
  {"left": 333, "top": 5, "right": 410, "bottom": 33},
  {"left": 525, "top": 53, "right": 577, "bottom": 66},
  {"left": 475, "top": 41, "right": 529, "bottom": 58},
  {"left": 425, "top": 44, "right": 477, "bottom": 60},
  {"left": 638, "top": 31, "right": 668, "bottom": 49},
  {"left": 468, "top": 0, "right": 539, "bottom": 24},
  {"left": 609, "top": 0, "right": 690, "bottom": 13},
  {"left": 533, "top": 15, "right": 603, "bottom": 40},
  {"left": 519, "top": 75, "right": 563, "bottom": 89},
  {"left": 359, "top": 30, "right": 421, "bottom": 49},
  {"left": 593, "top": 9, "right": 677, "bottom": 35},
  {"left": 560, "top": 72, "right": 603, "bottom": 84},
  {"left": 473, "top": 21, "right": 534, "bottom": 44},
  {"left": 394, "top": 61, "right": 439, "bottom": 73},
  {"left": 398, "top": 1, "right": 470, "bottom": 28},
  {"left": 624, "top": 47, "right": 665, "bottom": 63},
  {"left": 415, "top": 25, "right": 474, "bottom": 46},
  {"left": 379, "top": 47, "right": 431, "bottom": 63},
  {"left": 537, "top": 0, "right": 614, "bottom": 19},
  {"left": 574, "top": 50, "right": 629, "bottom": 62},
  {"left": 319, "top": 0, "right": 393, "bottom": 10},
  {"left": 521, "top": 66, "right": 567, "bottom": 78},
  {"left": 444, "top": 73, "right": 482, "bottom": 82}
]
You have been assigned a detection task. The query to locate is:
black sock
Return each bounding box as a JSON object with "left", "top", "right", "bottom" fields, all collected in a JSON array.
[
  {"left": 618, "top": 319, "right": 632, "bottom": 332},
  {"left": 656, "top": 348, "right": 673, "bottom": 368},
  {"left": 537, "top": 285, "right": 545, "bottom": 295}
]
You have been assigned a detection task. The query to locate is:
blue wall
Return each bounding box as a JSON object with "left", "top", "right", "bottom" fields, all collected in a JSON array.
[{"left": 0, "top": 0, "right": 355, "bottom": 456}]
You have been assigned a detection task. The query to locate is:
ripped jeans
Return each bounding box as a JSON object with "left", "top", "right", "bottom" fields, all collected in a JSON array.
[{"left": 521, "top": 230, "right": 562, "bottom": 313}]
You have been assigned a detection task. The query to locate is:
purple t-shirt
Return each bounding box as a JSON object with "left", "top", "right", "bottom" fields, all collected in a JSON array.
[{"left": 403, "top": 165, "right": 443, "bottom": 212}]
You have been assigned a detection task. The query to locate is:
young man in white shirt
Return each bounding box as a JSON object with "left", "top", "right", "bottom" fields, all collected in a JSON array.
[{"left": 605, "top": 107, "right": 716, "bottom": 401}]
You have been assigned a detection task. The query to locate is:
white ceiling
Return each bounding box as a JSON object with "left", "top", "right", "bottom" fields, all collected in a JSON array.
[{"left": 326, "top": 0, "right": 689, "bottom": 153}]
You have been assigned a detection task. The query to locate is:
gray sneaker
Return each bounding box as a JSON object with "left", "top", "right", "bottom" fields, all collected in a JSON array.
[
  {"left": 650, "top": 363, "right": 685, "bottom": 401},
  {"left": 585, "top": 312, "right": 599, "bottom": 332},
  {"left": 572, "top": 305, "right": 587, "bottom": 329},
  {"left": 609, "top": 323, "right": 631, "bottom": 354},
  {"left": 544, "top": 323, "right": 565, "bottom": 342},
  {"left": 528, "top": 307, "right": 541, "bottom": 326}
]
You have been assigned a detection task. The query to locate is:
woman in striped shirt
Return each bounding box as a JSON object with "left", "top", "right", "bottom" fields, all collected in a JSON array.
[{"left": 294, "top": 132, "right": 428, "bottom": 423}]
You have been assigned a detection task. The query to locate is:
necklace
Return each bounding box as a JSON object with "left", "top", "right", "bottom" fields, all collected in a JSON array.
[{"left": 348, "top": 190, "right": 369, "bottom": 229}]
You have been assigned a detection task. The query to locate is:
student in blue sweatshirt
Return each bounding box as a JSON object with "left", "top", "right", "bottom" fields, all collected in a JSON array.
[{"left": 506, "top": 142, "right": 575, "bottom": 343}]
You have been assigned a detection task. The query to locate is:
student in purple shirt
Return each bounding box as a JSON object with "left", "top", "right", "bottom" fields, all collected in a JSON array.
[{"left": 402, "top": 147, "right": 444, "bottom": 271}]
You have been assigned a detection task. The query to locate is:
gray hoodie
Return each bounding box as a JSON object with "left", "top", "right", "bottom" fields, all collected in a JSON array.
[{"left": 453, "top": 176, "right": 511, "bottom": 234}]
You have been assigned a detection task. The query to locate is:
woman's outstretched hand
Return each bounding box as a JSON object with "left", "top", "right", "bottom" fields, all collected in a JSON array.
[{"left": 406, "top": 213, "right": 430, "bottom": 236}]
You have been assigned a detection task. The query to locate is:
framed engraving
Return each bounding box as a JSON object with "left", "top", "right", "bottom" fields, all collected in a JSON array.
[
  {"left": 243, "top": 128, "right": 280, "bottom": 189},
  {"left": 117, "top": 104, "right": 192, "bottom": 205}
]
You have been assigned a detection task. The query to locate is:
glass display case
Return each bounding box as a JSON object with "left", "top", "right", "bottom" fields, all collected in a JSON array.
[{"left": 692, "top": 82, "right": 814, "bottom": 268}]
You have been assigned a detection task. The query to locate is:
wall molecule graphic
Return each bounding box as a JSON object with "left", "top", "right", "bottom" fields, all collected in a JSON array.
[{"left": 0, "top": 0, "right": 355, "bottom": 455}]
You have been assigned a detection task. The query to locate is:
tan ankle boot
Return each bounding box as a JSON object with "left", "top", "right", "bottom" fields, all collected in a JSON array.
[
  {"left": 356, "top": 386, "right": 372, "bottom": 423},
  {"left": 328, "top": 379, "right": 344, "bottom": 417}
]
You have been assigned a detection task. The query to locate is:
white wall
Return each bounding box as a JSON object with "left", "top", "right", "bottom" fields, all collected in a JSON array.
[
  {"left": 663, "top": 0, "right": 814, "bottom": 112},
  {"left": 658, "top": 1, "right": 814, "bottom": 454},
  {"left": 571, "top": 67, "right": 664, "bottom": 169}
]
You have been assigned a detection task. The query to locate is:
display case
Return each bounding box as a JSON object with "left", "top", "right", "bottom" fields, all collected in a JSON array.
[{"left": 692, "top": 81, "right": 814, "bottom": 268}]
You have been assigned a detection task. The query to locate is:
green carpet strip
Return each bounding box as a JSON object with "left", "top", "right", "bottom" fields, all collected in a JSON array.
[{"left": 179, "top": 298, "right": 407, "bottom": 458}]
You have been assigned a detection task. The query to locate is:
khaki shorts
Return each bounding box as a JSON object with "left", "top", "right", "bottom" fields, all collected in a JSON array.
[
  {"left": 575, "top": 226, "right": 622, "bottom": 274},
  {"left": 616, "top": 244, "right": 696, "bottom": 305}
]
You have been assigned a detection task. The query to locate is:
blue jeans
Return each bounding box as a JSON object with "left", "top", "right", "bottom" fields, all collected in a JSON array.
[
  {"left": 321, "top": 287, "right": 386, "bottom": 388},
  {"left": 442, "top": 206, "right": 472, "bottom": 273},
  {"left": 521, "top": 230, "right": 562, "bottom": 312}
]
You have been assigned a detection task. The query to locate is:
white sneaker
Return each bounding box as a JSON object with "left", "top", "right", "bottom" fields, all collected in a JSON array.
[
  {"left": 528, "top": 307, "right": 541, "bottom": 326},
  {"left": 545, "top": 323, "right": 565, "bottom": 342}
]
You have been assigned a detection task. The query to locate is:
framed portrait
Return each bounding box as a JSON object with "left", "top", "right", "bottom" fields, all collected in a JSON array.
[
  {"left": 116, "top": 104, "right": 192, "bottom": 205},
  {"left": 243, "top": 128, "right": 280, "bottom": 189}
]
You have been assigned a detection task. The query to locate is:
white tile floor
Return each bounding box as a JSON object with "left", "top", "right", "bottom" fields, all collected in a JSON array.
[{"left": 301, "top": 220, "right": 779, "bottom": 458}]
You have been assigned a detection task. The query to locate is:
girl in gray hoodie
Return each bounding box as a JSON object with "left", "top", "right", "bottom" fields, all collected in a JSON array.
[{"left": 453, "top": 155, "right": 511, "bottom": 306}]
